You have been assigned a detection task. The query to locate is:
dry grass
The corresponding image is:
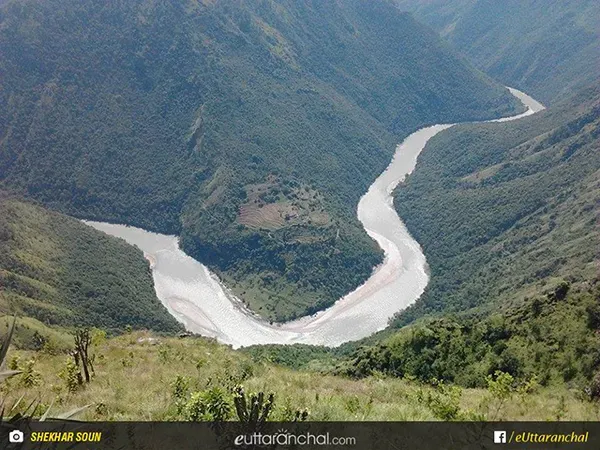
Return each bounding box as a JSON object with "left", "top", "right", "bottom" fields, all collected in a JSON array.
[
  {"left": 238, "top": 202, "right": 291, "bottom": 230},
  {"left": 237, "top": 178, "right": 329, "bottom": 230},
  {"left": 3, "top": 331, "right": 599, "bottom": 421}
]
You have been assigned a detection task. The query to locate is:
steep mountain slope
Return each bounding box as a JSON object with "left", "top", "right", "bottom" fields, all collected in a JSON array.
[
  {"left": 344, "top": 282, "right": 600, "bottom": 390},
  {"left": 0, "top": 194, "right": 182, "bottom": 333},
  {"left": 394, "top": 0, "right": 475, "bottom": 32},
  {"left": 393, "top": 83, "right": 600, "bottom": 325},
  {"left": 0, "top": 0, "right": 521, "bottom": 321},
  {"left": 395, "top": 0, "right": 600, "bottom": 104}
]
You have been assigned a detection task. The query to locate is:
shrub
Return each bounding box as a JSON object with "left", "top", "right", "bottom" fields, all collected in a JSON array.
[
  {"left": 8, "top": 355, "right": 20, "bottom": 371},
  {"left": 59, "top": 358, "right": 82, "bottom": 393},
  {"left": 184, "top": 387, "right": 231, "bottom": 422},
  {"left": 589, "top": 372, "right": 600, "bottom": 400},
  {"left": 171, "top": 375, "right": 190, "bottom": 401},
  {"left": 277, "top": 397, "right": 310, "bottom": 422},
  {"left": 19, "top": 359, "right": 41, "bottom": 388},
  {"left": 171, "top": 375, "right": 191, "bottom": 414},
  {"left": 416, "top": 380, "right": 463, "bottom": 421},
  {"left": 233, "top": 386, "right": 274, "bottom": 424},
  {"left": 586, "top": 302, "right": 600, "bottom": 329},
  {"left": 483, "top": 371, "right": 515, "bottom": 420}
]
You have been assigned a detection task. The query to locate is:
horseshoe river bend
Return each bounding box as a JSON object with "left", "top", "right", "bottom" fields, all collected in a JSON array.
[{"left": 85, "top": 88, "right": 544, "bottom": 348}]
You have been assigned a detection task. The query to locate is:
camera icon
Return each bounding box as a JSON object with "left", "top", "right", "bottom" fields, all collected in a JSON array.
[{"left": 9, "top": 430, "right": 24, "bottom": 443}]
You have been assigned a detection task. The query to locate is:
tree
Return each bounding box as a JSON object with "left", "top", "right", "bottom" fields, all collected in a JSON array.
[{"left": 73, "top": 328, "right": 93, "bottom": 383}]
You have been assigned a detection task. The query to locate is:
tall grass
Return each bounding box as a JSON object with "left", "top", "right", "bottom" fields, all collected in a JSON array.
[{"left": 3, "top": 330, "right": 598, "bottom": 421}]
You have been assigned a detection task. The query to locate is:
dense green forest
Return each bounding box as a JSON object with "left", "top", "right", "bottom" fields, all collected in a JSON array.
[
  {"left": 343, "top": 282, "right": 600, "bottom": 390},
  {"left": 395, "top": 0, "right": 600, "bottom": 104},
  {"left": 393, "top": 83, "right": 599, "bottom": 326},
  {"left": 244, "top": 280, "right": 600, "bottom": 392},
  {"left": 0, "top": 194, "right": 182, "bottom": 333},
  {"left": 0, "top": 0, "right": 521, "bottom": 321}
]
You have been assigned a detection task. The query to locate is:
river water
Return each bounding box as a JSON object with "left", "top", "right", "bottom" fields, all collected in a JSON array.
[{"left": 85, "top": 87, "right": 544, "bottom": 348}]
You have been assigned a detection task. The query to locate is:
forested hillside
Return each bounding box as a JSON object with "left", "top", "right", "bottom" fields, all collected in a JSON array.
[
  {"left": 393, "top": 83, "right": 599, "bottom": 326},
  {"left": 0, "top": 0, "right": 521, "bottom": 321},
  {"left": 0, "top": 194, "right": 182, "bottom": 333},
  {"left": 344, "top": 283, "right": 600, "bottom": 391},
  {"left": 395, "top": 0, "right": 600, "bottom": 104},
  {"left": 249, "top": 86, "right": 599, "bottom": 392}
]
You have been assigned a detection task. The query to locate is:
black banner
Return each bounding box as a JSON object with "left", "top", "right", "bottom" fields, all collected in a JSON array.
[{"left": 1, "top": 421, "right": 598, "bottom": 450}]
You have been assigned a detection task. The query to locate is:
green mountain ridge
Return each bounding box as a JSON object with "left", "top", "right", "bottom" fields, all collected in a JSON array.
[
  {"left": 0, "top": 194, "right": 182, "bottom": 334},
  {"left": 393, "top": 83, "right": 600, "bottom": 325},
  {"left": 0, "top": 0, "right": 521, "bottom": 321},
  {"left": 395, "top": 0, "right": 600, "bottom": 104}
]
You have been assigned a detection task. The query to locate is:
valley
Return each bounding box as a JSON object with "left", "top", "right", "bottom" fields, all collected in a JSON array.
[
  {"left": 0, "top": 0, "right": 598, "bottom": 428},
  {"left": 394, "top": 0, "right": 600, "bottom": 104},
  {"left": 84, "top": 88, "right": 543, "bottom": 347},
  {"left": 0, "top": 0, "right": 522, "bottom": 323}
]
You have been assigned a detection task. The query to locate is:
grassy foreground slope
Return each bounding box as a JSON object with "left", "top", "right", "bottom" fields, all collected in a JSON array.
[
  {"left": 0, "top": 195, "right": 182, "bottom": 334},
  {"left": 3, "top": 325, "right": 598, "bottom": 421},
  {"left": 395, "top": 0, "right": 600, "bottom": 104},
  {"left": 0, "top": 0, "right": 521, "bottom": 321},
  {"left": 393, "top": 83, "right": 600, "bottom": 325}
]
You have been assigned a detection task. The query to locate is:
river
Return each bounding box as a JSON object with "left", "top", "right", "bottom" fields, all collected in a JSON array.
[{"left": 85, "top": 87, "right": 544, "bottom": 348}]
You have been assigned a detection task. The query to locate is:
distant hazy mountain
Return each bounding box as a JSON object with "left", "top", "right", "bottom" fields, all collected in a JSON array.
[
  {"left": 394, "top": 82, "right": 600, "bottom": 325},
  {"left": 0, "top": 0, "right": 520, "bottom": 321},
  {"left": 0, "top": 194, "right": 182, "bottom": 333},
  {"left": 396, "top": 0, "right": 600, "bottom": 104}
]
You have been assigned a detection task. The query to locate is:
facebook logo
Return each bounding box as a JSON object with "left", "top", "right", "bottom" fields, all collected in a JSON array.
[{"left": 494, "top": 431, "right": 507, "bottom": 444}]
